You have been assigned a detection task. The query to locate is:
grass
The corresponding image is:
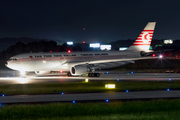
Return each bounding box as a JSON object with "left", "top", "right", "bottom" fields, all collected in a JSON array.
[
  {"left": 0, "top": 81, "right": 180, "bottom": 95},
  {"left": 1, "top": 99, "right": 180, "bottom": 119}
]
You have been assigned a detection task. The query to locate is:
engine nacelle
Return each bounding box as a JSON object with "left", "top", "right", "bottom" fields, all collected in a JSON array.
[
  {"left": 70, "top": 66, "right": 88, "bottom": 75},
  {"left": 35, "top": 71, "right": 50, "bottom": 75}
]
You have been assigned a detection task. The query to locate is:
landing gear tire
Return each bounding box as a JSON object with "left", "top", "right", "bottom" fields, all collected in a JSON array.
[
  {"left": 67, "top": 72, "right": 72, "bottom": 76},
  {"left": 88, "top": 73, "right": 100, "bottom": 77}
]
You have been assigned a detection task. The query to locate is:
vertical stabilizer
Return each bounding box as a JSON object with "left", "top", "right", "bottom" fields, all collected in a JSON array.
[{"left": 127, "top": 22, "right": 156, "bottom": 51}]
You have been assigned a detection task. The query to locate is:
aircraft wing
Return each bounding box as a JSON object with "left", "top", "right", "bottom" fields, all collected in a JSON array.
[{"left": 64, "top": 56, "right": 160, "bottom": 67}]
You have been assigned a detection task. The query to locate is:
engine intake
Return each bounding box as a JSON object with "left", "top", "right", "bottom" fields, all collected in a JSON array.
[{"left": 70, "top": 65, "right": 88, "bottom": 75}]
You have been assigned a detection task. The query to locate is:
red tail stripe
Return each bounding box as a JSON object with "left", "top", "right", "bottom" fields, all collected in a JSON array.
[
  {"left": 134, "top": 41, "right": 151, "bottom": 43},
  {"left": 143, "top": 30, "right": 154, "bottom": 31},
  {"left": 132, "top": 44, "right": 150, "bottom": 46}
]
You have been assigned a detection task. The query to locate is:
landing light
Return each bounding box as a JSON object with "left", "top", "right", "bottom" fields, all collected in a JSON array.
[
  {"left": 105, "top": 84, "right": 115, "bottom": 89},
  {"left": 17, "top": 78, "right": 28, "bottom": 84}
]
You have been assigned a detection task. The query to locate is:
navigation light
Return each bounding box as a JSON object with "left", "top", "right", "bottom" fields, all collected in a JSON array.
[
  {"left": 159, "top": 55, "right": 163, "bottom": 59},
  {"left": 68, "top": 50, "right": 71, "bottom": 53}
]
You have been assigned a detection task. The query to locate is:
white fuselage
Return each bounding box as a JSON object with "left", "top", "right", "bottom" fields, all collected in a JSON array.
[{"left": 6, "top": 50, "right": 141, "bottom": 72}]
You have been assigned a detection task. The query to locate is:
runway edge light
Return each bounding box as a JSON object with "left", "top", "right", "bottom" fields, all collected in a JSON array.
[{"left": 85, "top": 78, "right": 89, "bottom": 82}]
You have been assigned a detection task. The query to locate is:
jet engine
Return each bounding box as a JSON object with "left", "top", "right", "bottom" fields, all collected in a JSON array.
[
  {"left": 35, "top": 71, "right": 50, "bottom": 75},
  {"left": 70, "top": 65, "right": 88, "bottom": 75}
]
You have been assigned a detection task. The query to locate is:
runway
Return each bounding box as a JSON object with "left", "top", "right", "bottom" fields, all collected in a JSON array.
[
  {"left": 0, "top": 70, "right": 180, "bottom": 104},
  {"left": 0, "top": 72, "right": 179, "bottom": 84},
  {"left": 1, "top": 90, "right": 180, "bottom": 104}
]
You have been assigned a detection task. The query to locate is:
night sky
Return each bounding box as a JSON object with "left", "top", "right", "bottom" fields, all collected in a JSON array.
[{"left": 0, "top": 0, "right": 180, "bottom": 45}]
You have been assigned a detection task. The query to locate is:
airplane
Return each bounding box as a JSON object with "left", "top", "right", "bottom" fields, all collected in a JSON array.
[{"left": 5, "top": 22, "right": 160, "bottom": 77}]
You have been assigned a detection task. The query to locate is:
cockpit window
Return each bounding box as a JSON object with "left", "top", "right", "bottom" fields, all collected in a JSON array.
[{"left": 9, "top": 58, "right": 17, "bottom": 61}]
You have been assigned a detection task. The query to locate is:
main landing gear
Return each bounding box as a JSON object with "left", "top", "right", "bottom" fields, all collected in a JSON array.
[{"left": 88, "top": 73, "right": 100, "bottom": 77}]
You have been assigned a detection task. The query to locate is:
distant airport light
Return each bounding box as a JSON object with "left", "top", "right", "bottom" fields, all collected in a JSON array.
[
  {"left": 105, "top": 84, "right": 115, "bottom": 89},
  {"left": 85, "top": 78, "right": 89, "bottom": 82},
  {"left": 126, "top": 90, "right": 129, "bottom": 92},
  {"left": 100, "top": 45, "right": 111, "bottom": 50},
  {"left": 89, "top": 43, "right": 100, "bottom": 48},
  {"left": 67, "top": 41, "right": 73, "bottom": 45},
  {"left": 68, "top": 50, "right": 71, "bottom": 53},
  {"left": 167, "top": 89, "right": 170, "bottom": 91},
  {"left": 106, "top": 99, "right": 109, "bottom": 102},
  {"left": 164, "top": 39, "right": 173, "bottom": 44},
  {"left": 73, "top": 101, "right": 75, "bottom": 103}
]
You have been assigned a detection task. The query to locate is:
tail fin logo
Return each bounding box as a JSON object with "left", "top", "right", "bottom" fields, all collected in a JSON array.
[{"left": 142, "top": 32, "right": 150, "bottom": 43}]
